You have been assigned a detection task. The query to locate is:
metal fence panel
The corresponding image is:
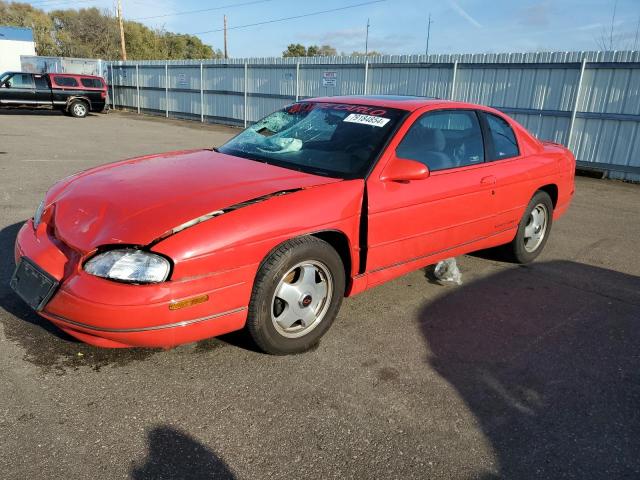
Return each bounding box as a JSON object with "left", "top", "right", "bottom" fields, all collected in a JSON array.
[
  {"left": 100, "top": 52, "right": 640, "bottom": 181},
  {"left": 368, "top": 65, "right": 452, "bottom": 98}
]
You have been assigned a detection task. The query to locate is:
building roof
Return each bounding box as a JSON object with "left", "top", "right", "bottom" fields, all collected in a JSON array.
[{"left": 0, "top": 26, "right": 35, "bottom": 42}]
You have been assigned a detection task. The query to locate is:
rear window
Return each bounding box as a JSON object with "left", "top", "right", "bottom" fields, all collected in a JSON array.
[
  {"left": 80, "top": 77, "right": 103, "bottom": 88},
  {"left": 484, "top": 113, "right": 519, "bottom": 160},
  {"left": 53, "top": 76, "right": 78, "bottom": 87}
]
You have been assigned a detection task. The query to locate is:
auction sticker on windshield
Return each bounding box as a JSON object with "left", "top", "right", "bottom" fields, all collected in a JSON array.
[{"left": 343, "top": 113, "right": 391, "bottom": 127}]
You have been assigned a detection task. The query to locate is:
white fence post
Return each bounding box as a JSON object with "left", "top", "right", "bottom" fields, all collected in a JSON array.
[
  {"left": 136, "top": 64, "right": 140, "bottom": 114},
  {"left": 295, "top": 62, "right": 300, "bottom": 101},
  {"left": 450, "top": 61, "right": 458, "bottom": 100},
  {"left": 363, "top": 59, "right": 369, "bottom": 95},
  {"left": 568, "top": 58, "right": 587, "bottom": 149},
  {"left": 165, "top": 63, "right": 169, "bottom": 118},
  {"left": 244, "top": 62, "right": 248, "bottom": 128},
  {"left": 200, "top": 63, "right": 204, "bottom": 123},
  {"left": 110, "top": 64, "right": 115, "bottom": 109}
]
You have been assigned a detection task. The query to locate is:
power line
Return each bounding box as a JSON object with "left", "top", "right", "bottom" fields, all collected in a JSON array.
[
  {"left": 130, "top": 0, "right": 276, "bottom": 22},
  {"left": 192, "top": 0, "right": 388, "bottom": 36}
]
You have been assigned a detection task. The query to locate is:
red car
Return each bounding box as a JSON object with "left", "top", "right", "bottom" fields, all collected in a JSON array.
[{"left": 11, "top": 96, "right": 575, "bottom": 354}]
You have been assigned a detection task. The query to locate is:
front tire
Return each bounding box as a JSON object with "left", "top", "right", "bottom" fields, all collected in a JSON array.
[
  {"left": 505, "top": 190, "right": 553, "bottom": 263},
  {"left": 247, "top": 236, "right": 345, "bottom": 355}
]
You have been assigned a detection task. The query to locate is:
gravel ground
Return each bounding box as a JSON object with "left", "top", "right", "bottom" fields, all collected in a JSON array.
[{"left": 1, "top": 109, "right": 639, "bottom": 479}]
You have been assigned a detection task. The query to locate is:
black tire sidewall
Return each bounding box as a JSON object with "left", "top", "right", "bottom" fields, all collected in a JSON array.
[
  {"left": 248, "top": 237, "right": 345, "bottom": 355},
  {"left": 511, "top": 191, "right": 554, "bottom": 263}
]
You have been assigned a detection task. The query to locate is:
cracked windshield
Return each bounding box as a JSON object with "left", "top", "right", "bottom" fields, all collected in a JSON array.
[{"left": 218, "top": 102, "right": 405, "bottom": 178}]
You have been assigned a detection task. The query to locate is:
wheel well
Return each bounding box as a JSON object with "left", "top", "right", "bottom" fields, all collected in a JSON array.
[
  {"left": 310, "top": 230, "right": 352, "bottom": 291},
  {"left": 538, "top": 184, "right": 558, "bottom": 208},
  {"left": 67, "top": 97, "right": 90, "bottom": 109}
]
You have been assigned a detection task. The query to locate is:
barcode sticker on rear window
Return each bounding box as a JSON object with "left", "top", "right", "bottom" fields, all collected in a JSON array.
[{"left": 343, "top": 113, "right": 390, "bottom": 128}]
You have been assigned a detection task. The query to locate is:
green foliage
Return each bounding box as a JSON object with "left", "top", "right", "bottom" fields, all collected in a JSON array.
[
  {"left": 0, "top": 1, "right": 222, "bottom": 60},
  {"left": 283, "top": 43, "right": 338, "bottom": 57},
  {"left": 346, "top": 50, "right": 384, "bottom": 57},
  {"left": 282, "top": 43, "right": 307, "bottom": 57}
]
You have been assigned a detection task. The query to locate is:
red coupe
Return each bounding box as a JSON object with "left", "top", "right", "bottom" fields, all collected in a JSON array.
[{"left": 11, "top": 96, "right": 575, "bottom": 354}]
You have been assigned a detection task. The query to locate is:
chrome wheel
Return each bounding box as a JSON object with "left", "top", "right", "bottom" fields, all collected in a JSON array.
[
  {"left": 523, "top": 203, "right": 548, "bottom": 252},
  {"left": 271, "top": 260, "right": 333, "bottom": 338},
  {"left": 73, "top": 103, "right": 87, "bottom": 117}
]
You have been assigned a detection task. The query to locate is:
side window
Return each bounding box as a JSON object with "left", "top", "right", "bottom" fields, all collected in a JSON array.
[
  {"left": 81, "top": 78, "right": 103, "bottom": 88},
  {"left": 34, "top": 76, "right": 48, "bottom": 89},
  {"left": 53, "top": 76, "right": 78, "bottom": 87},
  {"left": 484, "top": 113, "right": 519, "bottom": 160},
  {"left": 396, "top": 110, "right": 484, "bottom": 171},
  {"left": 9, "top": 74, "right": 35, "bottom": 89}
]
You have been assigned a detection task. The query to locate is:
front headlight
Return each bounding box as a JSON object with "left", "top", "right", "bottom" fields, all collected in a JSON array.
[
  {"left": 33, "top": 200, "right": 45, "bottom": 229},
  {"left": 84, "top": 249, "right": 171, "bottom": 283}
]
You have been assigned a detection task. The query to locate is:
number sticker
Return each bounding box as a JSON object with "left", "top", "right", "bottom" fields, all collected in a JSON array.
[{"left": 343, "top": 113, "right": 390, "bottom": 127}]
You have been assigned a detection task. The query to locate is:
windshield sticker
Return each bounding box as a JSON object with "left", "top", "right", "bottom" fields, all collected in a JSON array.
[
  {"left": 287, "top": 102, "right": 387, "bottom": 116},
  {"left": 343, "top": 113, "right": 391, "bottom": 128}
]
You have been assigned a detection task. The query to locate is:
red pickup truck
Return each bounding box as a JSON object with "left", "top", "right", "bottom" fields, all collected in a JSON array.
[{"left": 0, "top": 72, "right": 108, "bottom": 118}]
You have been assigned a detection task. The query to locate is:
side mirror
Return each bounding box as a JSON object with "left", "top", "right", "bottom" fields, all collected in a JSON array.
[{"left": 380, "top": 155, "right": 430, "bottom": 182}]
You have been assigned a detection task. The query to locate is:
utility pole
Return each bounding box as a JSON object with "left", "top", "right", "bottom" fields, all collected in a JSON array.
[
  {"left": 608, "top": 0, "right": 617, "bottom": 50},
  {"left": 117, "top": 0, "right": 127, "bottom": 61},
  {"left": 364, "top": 18, "right": 370, "bottom": 56},
  {"left": 223, "top": 15, "right": 228, "bottom": 59},
  {"left": 425, "top": 13, "right": 433, "bottom": 56}
]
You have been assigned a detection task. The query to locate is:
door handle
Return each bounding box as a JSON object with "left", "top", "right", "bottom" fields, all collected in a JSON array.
[{"left": 481, "top": 175, "right": 497, "bottom": 185}]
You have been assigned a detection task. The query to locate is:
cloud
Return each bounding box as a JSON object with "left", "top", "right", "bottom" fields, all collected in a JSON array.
[
  {"left": 448, "top": 0, "right": 482, "bottom": 28},
  {"left": 518, "top": 2, "right": 550, "bottom": 27},
  {"left": 296, "top": 27, "right": 414, "bottom": 54}
]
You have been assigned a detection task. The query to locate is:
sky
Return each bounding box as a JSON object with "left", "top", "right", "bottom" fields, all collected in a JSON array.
[{"left": 29, "top": 0, "right": 640, "bottom": 57}]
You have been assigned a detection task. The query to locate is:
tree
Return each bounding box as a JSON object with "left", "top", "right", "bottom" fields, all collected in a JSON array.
[
  {"left": 0, "top": 1, "right": 57, "bottom": 55},
  {"left": 347, "top": 50, "right": 384, "bottom": 57},
  {"left": 317, "top": 44, "right": 337, "bottom": 56},
  {"left": 282, "top": 43, "right": 337, "bottom": 57},
  {"left": 0, "top": 1, "right": 221, "bottom": 60},
  {"left": 282, "top": 43, "right": 307, "bottom": 57}
]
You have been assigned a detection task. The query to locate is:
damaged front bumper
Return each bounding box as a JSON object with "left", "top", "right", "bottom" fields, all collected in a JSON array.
[{"left": 12, "top": 220, "right": 250, "bottom": 348}]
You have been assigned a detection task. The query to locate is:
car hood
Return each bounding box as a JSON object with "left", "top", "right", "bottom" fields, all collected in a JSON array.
[{"left": 50, "top": 149, "right": 341, "bottom": 252}]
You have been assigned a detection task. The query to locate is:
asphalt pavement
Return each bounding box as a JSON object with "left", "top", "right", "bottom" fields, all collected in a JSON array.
[{"left": 1, "top": 109, "right": 639, "bottom": 479}]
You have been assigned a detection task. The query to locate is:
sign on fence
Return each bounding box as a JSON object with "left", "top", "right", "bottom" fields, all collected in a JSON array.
[{"left": 322, "top": 70, "right": 337, "bottom": 87}]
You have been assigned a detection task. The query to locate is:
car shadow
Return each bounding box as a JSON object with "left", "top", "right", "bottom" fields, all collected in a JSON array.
[
  {"left": 0, "top": 221, "right": 72, "bottom": 341},
  {"left": 130, "top": 425, "right": 235, "bottom": 479},
  {"left": 418, "top": 260, "right": 640, "bottom": 479},
  {"left": 0, "top": 221, "right": 161, "bottom": 372},
  {"left": 0, "top": 108, "right": 64, "bottom": 116},
  {"left": 0, "top": 108, "right": 99, "bottom": 117}
]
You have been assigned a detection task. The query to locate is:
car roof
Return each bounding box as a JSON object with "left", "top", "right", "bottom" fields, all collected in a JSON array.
[{"left": 305, "top": 95, "right": 454, "bottom": 112}]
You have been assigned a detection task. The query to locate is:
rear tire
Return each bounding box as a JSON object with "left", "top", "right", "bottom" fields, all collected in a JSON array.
[
  {"left": 68, "top": 100, "right": 88, "bottom": 118},
  {"left": 247, "top": 236, "right": 345, "bottom": 355},
  {"left": 505, "top": 191, "right": 553, "bottom": 263}
]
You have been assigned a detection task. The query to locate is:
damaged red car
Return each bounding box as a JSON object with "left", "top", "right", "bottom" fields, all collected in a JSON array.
[{"left": 11, "top": 96, "right": 575, "bottom": 354}]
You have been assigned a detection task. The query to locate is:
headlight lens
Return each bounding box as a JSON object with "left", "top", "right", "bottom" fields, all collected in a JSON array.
[
  {"left": 33, "top": 200, "right": 45, "bottom": 229},
  {"left": 84, "top": 249, "right": 170, "bottom": 283}
]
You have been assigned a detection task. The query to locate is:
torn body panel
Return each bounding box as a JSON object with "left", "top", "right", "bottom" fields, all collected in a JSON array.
[{"left": 148, "top": 189, "right": 302, "bottom": 247}]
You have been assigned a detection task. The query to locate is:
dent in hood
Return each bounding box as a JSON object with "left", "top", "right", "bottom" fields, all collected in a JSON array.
[{"left": 50, "top": 149, "right": 340, "bottom": 252}]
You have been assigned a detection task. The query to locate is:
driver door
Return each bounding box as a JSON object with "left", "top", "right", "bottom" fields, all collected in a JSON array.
[
  {"left": 0, "top": 73, "right": 36, "bottom": 105},
  {"left": 365, "top": 108, "right": 496, "bottom": 284}
]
